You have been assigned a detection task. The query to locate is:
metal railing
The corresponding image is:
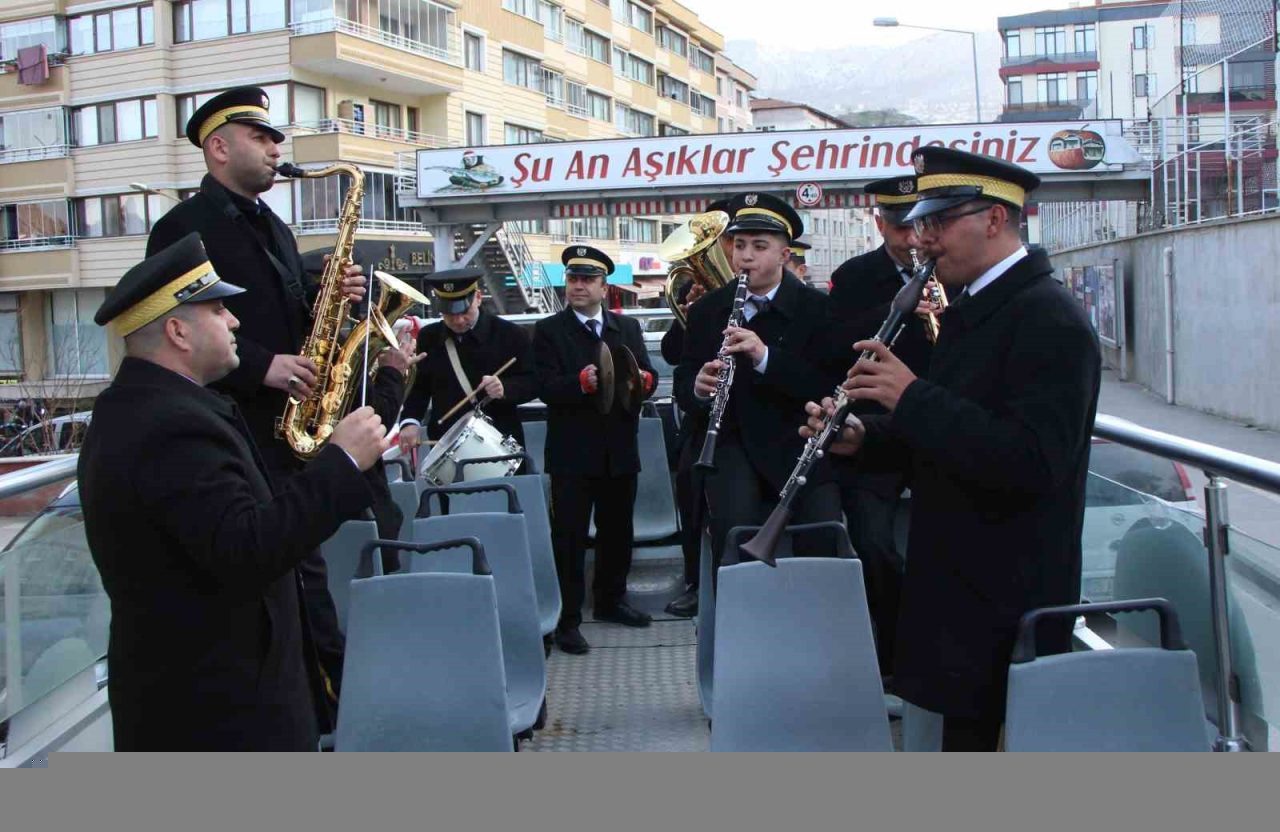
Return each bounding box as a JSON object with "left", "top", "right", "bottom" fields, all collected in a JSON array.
[
  {"left": 1001, "top": 50, "right": 1097, "bottom": 68},
  {"left": 1091, "top": 414, "right": 1280, "bottom": 751},
  {"left": 291, "top": 119, "right": 453, "bottom": 148},
  {"left": 0, "top": 145, "right": 70, "bottom": 164},
  {"left": 494, "top": 223, "right": 561, "bottom": 314},
  {"left": 294, "top": 218, "right": 426, "bottom": 235},
  {"left": 0, "top": 236, "right": 75, "bottom": 252},
  {"left": 289, "top": 12, "right": 461, "bottom": 66}
]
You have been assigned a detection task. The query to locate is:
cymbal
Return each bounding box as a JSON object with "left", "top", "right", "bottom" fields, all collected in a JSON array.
[
  {"left": 373, "top": 270, "right": 430, "bottom": 305},
  {"left": 595, "top": 341, "right": 615, "bottom": 415},
  {"left": 612, "top": 344, "right": 644, "bottom": 414}
]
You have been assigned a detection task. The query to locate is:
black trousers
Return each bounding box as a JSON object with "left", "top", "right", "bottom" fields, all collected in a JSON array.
[
  {"left": 551, "top": 473, "right": 639, "bottom": 630},
  {"left": 674, "top": 423, "right": 704, "bottom": 587},
  {"left": 705, "top": 440, "right": 842, "bottom": 569},
  {"left": 839, "top": 480, "right": 905, "bottom": 676}
]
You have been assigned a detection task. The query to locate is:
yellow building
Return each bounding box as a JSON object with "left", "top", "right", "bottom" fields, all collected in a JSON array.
[{"left": 0, "top": 0, "right": 753, "bottom": 401}]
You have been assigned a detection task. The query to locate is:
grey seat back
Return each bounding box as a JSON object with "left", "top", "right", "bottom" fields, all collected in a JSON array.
[
  {"left": 588, "top": 417, "right": 678, "bottom": 542},
  {"left": 387, "top": 480, "right": 420, "bottom": 541},
  {"left": 711, "top": 558, "right": 891, "bottom": 751},
  {"left": 524, "top": 420, "right": 547, "bottom": 472},
  {"left": 335, "top": 571, "right": 512, "bottom": 751},
  {"left": 444, "top": 474, "right": 561, "bottom": 636},
  {"left": 1004, "top": 599, "right": 1210, "bottom": 751},
  {"left": 318, "top": 519, "right": 378, "bottom": 633},
  {"left": 697, "top": 522, "right": 855, "bottom": 720},
  {"left": 409, "top": 514, "right": 546, "bottom": 735}
]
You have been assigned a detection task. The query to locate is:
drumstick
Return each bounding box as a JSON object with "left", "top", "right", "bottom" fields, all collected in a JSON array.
[{"left": 437, "top": 357, "right": 517, "bottom": 425}]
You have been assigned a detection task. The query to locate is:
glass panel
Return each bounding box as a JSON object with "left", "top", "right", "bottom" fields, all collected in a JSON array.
[
  {"left": 0, "top": 296, "right": 20, "bottom": 373},
  {"left": 140, "top": 6, "right": 154, "bottom": 44},
  {"left": 231, "top": 0, "right": 249, "bottom": 34},
  {"left": 252, "top": 0, "right": 287, "bottom": 31},
  {"left": 144, "top": 99, "right": 158, "bottom": 137},
  {"left": 77, "top": 289, "right": 108, "bottom": 375},
  {"left": 294, "top": 84, "right": 325, "bottom": 124},
  {"left": 98, "top": 104, "right": 117, "bottom": 145},
  {"left": 76, "top": 106, "right": 99, "bottom": 146},
  {"left": 114, "top": 8, "right": 140, "bottom": 50},
  {"left": 1224, "top": 527, "right": 1280, "bottom": 748},
  {"left": 46, "top": 291, "right": 78, "bottom": 374},
  {"left": 146, "top": 194, "right": 167, "bottom": 229},
  {"left": 77, "top": 199, "right": 104, "bottom": 238},
  {"left": 192, "top": 0, "right": 229, "bottom": 40},
  {"left": 260, "top": 180, "right": 294, "bottom": 224},
  {"left": 116, "top": 100, "right": 143, "bottom": 142},
  {"left": 70, "top": 17, "right": 94, "bottom": 55},
  {"left": 120, "top": 194, "right": 147, "bottom": 235}
]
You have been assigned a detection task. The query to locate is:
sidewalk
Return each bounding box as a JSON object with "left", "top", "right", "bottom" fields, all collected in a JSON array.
[{"left": 1098, "top": 369, "right": 1280, "bottom": 546}]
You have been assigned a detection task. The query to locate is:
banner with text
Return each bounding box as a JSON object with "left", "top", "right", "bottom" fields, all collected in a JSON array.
[{"left": 416, "top": 121, "right": 1140, "bottom": 200}]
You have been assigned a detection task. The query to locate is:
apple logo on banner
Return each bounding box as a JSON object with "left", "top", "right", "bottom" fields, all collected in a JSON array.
[{"left": 1048, "top": 127, "right": 1106, "bottom": 170}]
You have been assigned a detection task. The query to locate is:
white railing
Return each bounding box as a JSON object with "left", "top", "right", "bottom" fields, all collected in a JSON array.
[
  {"left": 294, "top": 218, "right": 426, "bottom": 234},
  {"left": 495, "top": 223, "right": 561, "bottom": 314},
  {"left": 289, "top": 13, "right": 461, "bottom": 65},
  {"left": 0, "top": 144, "right": 70, "bottom": 165},
  {"left": 0, "top": 236, "right": 75, "bottom": 251},
  {"left": 291, "top": 119, "right": 453, "bottom": 148}
]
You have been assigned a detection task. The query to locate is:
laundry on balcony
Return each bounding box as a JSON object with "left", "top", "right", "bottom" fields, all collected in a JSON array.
[{"left": 16, "top": 45, "right": 49, "bottom": 86}]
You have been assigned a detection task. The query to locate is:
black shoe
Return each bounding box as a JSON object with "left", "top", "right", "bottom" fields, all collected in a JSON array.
[
  {"left": 665, "top": 587, "right": 698, "bottom": 618},
  {"left": 594, "top": 601, "right": 652, "bottom": 628},
  {"left": 555, "top": 627, "right": 590, "bottom": 654}
]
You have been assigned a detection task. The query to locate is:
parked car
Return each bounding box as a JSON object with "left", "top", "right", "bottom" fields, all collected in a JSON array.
[
  {"left": 0, "top": 412, "right": 93, "bottom": 458},
  {"left": 1081, "top": 438, "right": 1200, "bottom": 601}
]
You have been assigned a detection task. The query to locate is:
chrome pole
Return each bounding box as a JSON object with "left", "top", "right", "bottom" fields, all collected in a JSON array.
[{"left": 1203, "top": 475, "right": 1247, "bottom": 751}]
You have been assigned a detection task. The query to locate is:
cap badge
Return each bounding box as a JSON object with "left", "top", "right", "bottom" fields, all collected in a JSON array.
[
  {"left": 442, "top": 282, "right": 455, "bottom": 292},
  {"left": 744, "top": 194, "right": 759, "bottom": 206},
  {"left": 913, "top": 155, "right": 926, "bottom": 174},
  {"left": 261, "top": 93, "right": 270, "bottom": 108},
  {"left": 577, "top": 247, "right": 587, "bottom": 256},
  {"left": 899, "top": 180, "right": 915, "bottom": 194}
]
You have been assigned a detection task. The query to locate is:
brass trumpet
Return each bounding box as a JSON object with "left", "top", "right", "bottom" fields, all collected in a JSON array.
[{"left": 659, "top": 210, "right": 735, "bottom": 328}]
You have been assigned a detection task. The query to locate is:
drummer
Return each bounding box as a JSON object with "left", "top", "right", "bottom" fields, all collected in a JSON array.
[{"left": 397, "top": 268, "right": 538, "bottom": 468}]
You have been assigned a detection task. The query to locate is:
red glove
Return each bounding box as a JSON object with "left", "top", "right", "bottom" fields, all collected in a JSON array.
[
  {"left": 579, "top": 366, "right": 598, "bottom": 394},
  {"left": 641, "top": 370, "right": 654, "bottom": 394}
]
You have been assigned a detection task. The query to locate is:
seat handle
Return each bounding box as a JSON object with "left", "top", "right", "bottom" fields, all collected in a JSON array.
[
  {"left": 1011, "top": 597, "right": 1185, "bottom": 663},
  {"left": 724, "top": 520, "right": 856, "bottom": 562},
  {"left": 386, "top": 457, "right": 413, "bottom": 482},
  {"left": 361, "top": 537, "right": 490, "bottom": 576},
  {"left": 456, "top": 452, "right": 536, "bottom": 476},
  {"left": 417, "top": 482, "right": 523, "bottom": 517}
]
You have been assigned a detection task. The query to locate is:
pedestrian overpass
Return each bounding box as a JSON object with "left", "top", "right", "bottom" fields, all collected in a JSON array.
[{"left": 390, "top": 119, "right": 1152, "bottom": 312}]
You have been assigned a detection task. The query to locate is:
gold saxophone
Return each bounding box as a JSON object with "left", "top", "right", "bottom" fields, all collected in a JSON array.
[{"left": 273, "top": 162, "right": 428, "bottom": 459}]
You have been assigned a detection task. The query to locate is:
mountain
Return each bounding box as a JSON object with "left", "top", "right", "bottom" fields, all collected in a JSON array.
[{"left": 726, "top": 33, "right": 1007, "bottom": 125}]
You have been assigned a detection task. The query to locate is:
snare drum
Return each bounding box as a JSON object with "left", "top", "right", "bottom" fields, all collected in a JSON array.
[{"left": 419, "top": 411, "right": 524, "bottom": 486}]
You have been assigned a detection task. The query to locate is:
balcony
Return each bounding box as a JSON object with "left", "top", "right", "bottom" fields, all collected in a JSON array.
[
  {"left": 290, "top": 118, "right": 454, "bottom": 167},
  {"left": 999, "top": 51, "right": 1098, "bottom": 78},
  {"left": 1178, "top": 86, "right": 1277, "bottom": 114},
  {"left": 999, "top": 98, "right": 1093, "bottom": 123},
  {"left": 0, "top": 144, "right": 69, "bottom": 165},
  {"left": 0, "top": 59, "right": 68, "bottom": 102},
  {"left": 289, "top": 14, "right": 463, "bottom": 96}
]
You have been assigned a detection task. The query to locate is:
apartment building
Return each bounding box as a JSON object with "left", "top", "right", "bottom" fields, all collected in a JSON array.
[
  {"left": 749, "top": 97, "right": 848, "bottom": 132},
  {"left": 714, "top": 53, "right": 754, "bottom": 133},
  {"left": 0, "top": 0, "right": 748, "bottom": 398}
]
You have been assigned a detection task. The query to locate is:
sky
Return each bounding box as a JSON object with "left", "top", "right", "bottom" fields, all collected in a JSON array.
[{"left": 681, "top": 0, "right": 1073, "bottom": 50}]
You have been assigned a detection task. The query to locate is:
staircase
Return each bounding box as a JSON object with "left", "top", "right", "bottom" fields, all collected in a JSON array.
[{"left": 451, "top": 223, "right": 562, "bottom": 315}]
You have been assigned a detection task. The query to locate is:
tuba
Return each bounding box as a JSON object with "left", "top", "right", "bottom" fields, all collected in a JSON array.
[
  {"left": 273, "top": 161, "right": 369, "bottom": 459},
  {"left": 659, "top": 210, "right": 735, "bottom": 328}
]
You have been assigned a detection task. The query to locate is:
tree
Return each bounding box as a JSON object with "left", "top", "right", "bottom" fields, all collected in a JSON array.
[{"left": 835, "top": 108, "right": 922, "bottom": 127}]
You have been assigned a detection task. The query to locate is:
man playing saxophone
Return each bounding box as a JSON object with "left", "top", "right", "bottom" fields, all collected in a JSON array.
[
  {"left": 674, "top": 192, "right": 845, "bottom": 572},
  {"left": 146, "top": 86, "right": 370, "bottom": 732}
]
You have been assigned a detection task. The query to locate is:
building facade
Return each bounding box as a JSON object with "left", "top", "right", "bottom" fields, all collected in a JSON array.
[
  {"left": 714, "top": 53, "right": 754, "bottom": 133},
  {"left": 0, "top": 0, "right": 750, "bottom": 400},
  {"left": 749, "top": 97, "right": 847, "bottom": 132}
]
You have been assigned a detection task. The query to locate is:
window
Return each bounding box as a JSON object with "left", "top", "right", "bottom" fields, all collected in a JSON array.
[
  {"left": 1186, "top": 115, "right": 1201, "bottom": 144},
  {"left": 505, "top": 123, "right": 544, "bottom": 144},
  {"left": 294, "top": 83, "right": 325, "bottom": 124},
  {"left": 619, "top": 217, "right": 657, "bottom": 243},
  {"left": 1034, "top": 25, "right": 1065, "bottom": 56},
  {"left": 1074, "top": 23, "right": 1095, "bottom": 54},
  {"left": 0, "top": 200, "right": 72, "bottom": 248},
  {"left": 541, "top": 1, "right": 563, "bottom": 41},
  {"left": 75, "top": 193, "right": 167, "bottom": 238},
  {"left": 1134, "top": 73, "right": 1154, "bottom": 98},
  {"left": 692, "top": 49, "right": 714, "bottom": 74},
  {"left": 1133, "top": 25, "right": 1150, "bottom": 50},
  {"left": 1036, "top": 72, "right": 1068, "bottom": 104},
  {"left": 46, "top": 289, "right": 108, "bottom": 377},
  {"left": 570, "top": 216, "right": 612, "bottom": 240},
  {"left": 511, "top": 219, "right": 548, "bottom": 235},
  {"left": 627, "top": 2, "right": 653, "bottom": 34},
  {"left": 298, "top": 172, "right": 408, "bottom": 228},
  {"left": 566, "top": 81, "right": 588, "bottom": 117},
  {"left": 73, "top": 97, "right": 158, "bottom": 146},
  {"left": 177, "top": 83, "right": 288, "bottom": 137},
  {"left": 503, "top": 49, "right": 542, "bottom": 91},
  {"left": 1003, "top": 76, "right": 1024, "bottom": 105},
  {"left": 0, "top": 294, "right": 20, "bottom": 375},
  {"left": 1181, "top": 17, "right": 1196, "bottom": 45},
  {"left": 659, "top": 122, "right": 688, "bottom": 137},
  {"left": 503, "top": 0, "right": 538, "bottom": 19},
  {"left": 174, "top": 0, "right": 287, "bottom": 43},
  {"left": 612, "top": 49, "right": 654, "bottom": 85},
  {"left": 660, "top": 73, "right": 689, "bottom": 104},
  {"left": 542, "top": 68, "right": 565, "bottom": 107},
  {"left": 372, "top": 99, "right": 402, "bottom": 137},
  {"left": 583, "top": 28, "right": 610, "bottom": 62},
  {"left": 587, "top": 90, "right": 611, "bottom": 121},
  {"left": 407, "top": 106, "right": 420, "bottom": 134},
  {"left": 465, "top": 111, "right": 486, "bottom": 145},
  {"left": 464, "top": 31, "right": 484, "bottom": 70},
  {"left": 0, "top": 16, "right": 65, "bottom": 61},
  {"left": 691, "top": 93, "right": 715, "bottom": 118},
  {"left": 1004, "top": 30, "right": 1021, "bottom": 59},
  {"left": 658, "top": 26, "right": 687, "bottom": 57},
  {"left": 611, "top": 0, "right": 628, "bottom": 24},
  {"left": 1076, "top": 70, "right": 1097, "bottom": 101},
  {"left": 735, "top": 89, "right": 744, "bottom": 108},
  {"left": 0, "top": 108, "right": 68, "bottom": 163},
  {"left": 69, "top": 6, "right": 154, "bottom": 56},
  {"left": 614, "top": 104, "right": 654, "bottom": 136}
]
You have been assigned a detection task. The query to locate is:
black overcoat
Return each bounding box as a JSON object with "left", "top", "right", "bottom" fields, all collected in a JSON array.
[
  {"left": 77, "top": 358, "right": 373, "bottom": 750},
  {"left": 533, "top": 308, "right": 656, "bottom": 478},
  {"left": 858, "top": 249, "right": 1101, "bottom": 719}
]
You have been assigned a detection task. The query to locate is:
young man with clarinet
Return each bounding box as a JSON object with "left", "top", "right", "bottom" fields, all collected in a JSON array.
[
  {"left": 801, "top": 147, "right": 1101, "bottom": 751},
  {"left": 674, "top": 192, "right": 845, "bottom": 572}
]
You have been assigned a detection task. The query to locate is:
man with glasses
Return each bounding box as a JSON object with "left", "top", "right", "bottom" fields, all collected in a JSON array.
[{"left": 803, "top": 147, "right": 1101, "bottom": 750}]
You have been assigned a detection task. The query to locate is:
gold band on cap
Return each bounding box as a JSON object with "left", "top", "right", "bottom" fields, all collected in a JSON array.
[
  {"left": 197, "top": 105, "right": 271, "bottom": 146},
  {"left": 733, "top": 207, "right": 794, "bottom": 238},
  {"left": 875, "top": 194, "right": 918, "bottom": 206},
  {"left": 110, "top": 261, "right": 218, "bottom": 338},
  {"left": 566, "top": 257, "right": 607, "bottom": 271},
  {"left": 432, "top": 282, "right": 478, "bottom": 300},
  {"left": 917, "top": 173, "right": 1026, "bottom": 208}
]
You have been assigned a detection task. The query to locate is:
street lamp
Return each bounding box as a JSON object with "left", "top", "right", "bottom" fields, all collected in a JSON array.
[
  {"left": 874, "top": 17, "right": 982, "bottom": 123},
  {"left": 129, "top": 182, "right": 181, "bottom": 203}
]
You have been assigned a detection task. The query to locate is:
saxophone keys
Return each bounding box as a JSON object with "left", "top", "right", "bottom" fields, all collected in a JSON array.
[
  {"left": 317, "top": 424, "right": 334, "bottom": 440},
  {"left": 796, "top": 475, "right": 807, "bottom": 486},
  {"left": 321, "top": 392, "right": 342, "bottom": 413},
  {"left": 331, "top": 363, "right": 352, "bottom": 383}
]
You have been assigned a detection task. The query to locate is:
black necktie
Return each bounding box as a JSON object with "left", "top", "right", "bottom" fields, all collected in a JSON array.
[
  {"left": 748, "top": 295, "right": 771, "bottom": 316},
  {"left": 586, "top": 319, "right": 601, "bottom": 339}
]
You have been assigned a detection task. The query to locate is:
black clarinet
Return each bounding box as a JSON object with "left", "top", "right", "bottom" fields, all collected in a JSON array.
[
  {"left": 695, "top": 274, "right": 750, "bottom": 469},
  {"left": 739, "top": 257, "right": 936, "bottom": 566}
]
